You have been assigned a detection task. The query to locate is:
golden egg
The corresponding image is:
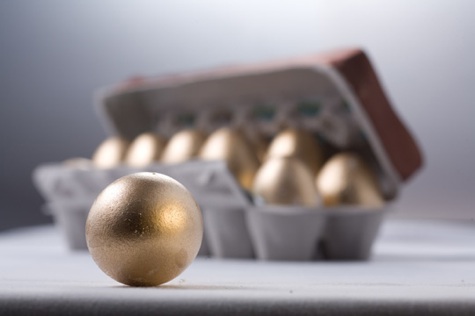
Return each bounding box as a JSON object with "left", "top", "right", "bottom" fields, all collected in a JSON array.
[
  {"left": 161, "top": 129, "right": 206, "bottom": 164},
  {"left": 252, "top": 157, "right": 319, "bottom": 206},
  {"left": 199, "top": 127, "right": 260, "bottom": 190},
  {"left": 316, "top": 153, "right": 384, "bottom": 207},
  {"left": 125, "top": 132, "right": 167, "bottom": 167},
  {"left": 266, "top": 128, "right": 323, "bottom": 175},
  {"left": 86, "top": 172, "right": 203, "bottom": 287},
  {"left": 92, "top": 136, "right": 129, "bottom": 169},
  {"left": 63, "top": 157, "right": 93, "bottom": 169}
]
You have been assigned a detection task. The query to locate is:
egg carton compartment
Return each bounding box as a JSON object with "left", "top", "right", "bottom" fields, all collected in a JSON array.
[
  {"left": 246, "top": 206, "right": 327, "bottom": 261},
  {"left": 44, "top": 200, "right": 92, "bottom": 250},
  {"left": 319, "top": 207, "right": 385, "bottom": 260},
  {"left": 203, "top": 206, "right": 254, "bottom": 259}
]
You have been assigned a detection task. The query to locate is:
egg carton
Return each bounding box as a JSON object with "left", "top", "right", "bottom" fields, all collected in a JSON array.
[
  {"left": 34, "top": 160, "right": 384, "bottom": 260},
  {"left": 33, "top": 48, "right": 422, "bottom": 260}
]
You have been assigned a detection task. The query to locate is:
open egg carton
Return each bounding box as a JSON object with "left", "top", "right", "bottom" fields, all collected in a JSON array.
[{"left": 33, "top": 48, "right": 423, "bottom": 260}]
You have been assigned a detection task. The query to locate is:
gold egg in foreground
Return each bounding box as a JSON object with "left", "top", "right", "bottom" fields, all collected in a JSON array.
[
  {"left": 86, "top": 172, "right": 203, "bottom": 287},
  {"left": 125, "top": 132, "right": 167, "bottom": 167},
  {"left": 316, "top": 153, "right": 384, "bottom": 208},
  {"left": 161, "top": 129, "right": 206, "bottom": 164},
  {"left": 92, "top": 136, "right": 129, "bottom": 168},
  {"left": 252, "top": 157, "right": 319, "bottom": 207}
]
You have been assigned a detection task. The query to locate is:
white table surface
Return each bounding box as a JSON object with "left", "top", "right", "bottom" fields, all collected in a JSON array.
[{"left": 1, "top": 217, "right": 475, "bottom": 315}]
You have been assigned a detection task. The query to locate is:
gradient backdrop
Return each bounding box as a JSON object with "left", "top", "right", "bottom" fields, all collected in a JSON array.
[{"left": 1, "top": 0, "right": 474, "bottom": 230}]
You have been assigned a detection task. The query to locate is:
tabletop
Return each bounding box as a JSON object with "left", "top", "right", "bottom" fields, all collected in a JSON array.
[{"left": 1, "top": 217, "right": 475, "bottom": 315}]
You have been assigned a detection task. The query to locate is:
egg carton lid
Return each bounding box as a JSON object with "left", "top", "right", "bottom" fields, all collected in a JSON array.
[{"left": 94, "top": 48, "right": 423, "bottom": 199}]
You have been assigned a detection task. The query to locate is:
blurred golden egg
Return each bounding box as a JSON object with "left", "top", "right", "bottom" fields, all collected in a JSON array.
[
  {"left": 62, "top": 157, "right": 93, "bottom": 169},
  {"left": 316, "top": 153, "right": 384, "bottom": 207},
  {"left": 161, "top": 129, "right": 206, "bottom": 164},
  {"left": 86, "top": 172, "right": 203, "bottom": 287},
  {"left": 92, "top": 137, "right": 129, "bottom": 169},
  {"left": 266, "top": 128, "right": 323, "bottom": 175},
  {"left": 252, "top": 157, "right": 319, "bottom": 207},
  {"left": 199, "top": 127, "right": 260, "bottom": 190},
  {"left": 125, "top": 132, "right": 166, "bottom": 167}
]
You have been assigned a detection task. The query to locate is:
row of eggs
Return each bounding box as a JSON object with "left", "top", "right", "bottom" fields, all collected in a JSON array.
[{"left": 88, "top": 127, "right": 384, "bottom": 208}]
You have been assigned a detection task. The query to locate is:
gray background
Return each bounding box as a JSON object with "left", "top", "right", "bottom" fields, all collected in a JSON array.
[{"left": 1, "top": 0, "right": 474, "bottom": 231}]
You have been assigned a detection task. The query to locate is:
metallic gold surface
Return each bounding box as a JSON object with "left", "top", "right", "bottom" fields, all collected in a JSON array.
[
  {"left": 199, "top": 127, "right": 260, "bottom": 190},
  {"left": 252, "top": 157, "right": 319, "bottom": 206},
  {"left": 92, "top": 137, "right": 129, "bottom": 169},
  {"left": 161, "top": 129, "right": 206, "bottom": 164},
  {"left": 125, "top": 133, "right": 166, "bottom": 167},
  {"left": 316, "top": 153, "right": 384, "bottom": 207},
  {"left": 266, "top": 128, "right": 323, "bottom": 175},
  {"left": 86, "top": 172, "right": 203, "bottom": 287}
]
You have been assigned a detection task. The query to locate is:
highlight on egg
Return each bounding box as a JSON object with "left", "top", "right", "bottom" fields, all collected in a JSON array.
[
  {"left": 86, "top": 172, "right": 203, "bottom": 287},
  {"left": 316, "top": 152, "right": 384, "bottom": 208},
  {"left": 92, "top": 136, "right": 129, "bottom": 169},
  {"left": 266, "top": 128, "right": 324, "bottom": 175},
  {"left": 125, "top": 132, "right": 167, "bottom": 167},
  {"left": 161, "top": 129, "right": 206, "bottom": 164},
  {"left": 199, "top": 127, "right": 260, "bottom": 190},
  {"left": 252, "top": 156, "right": 319, "bottom": 207}
]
